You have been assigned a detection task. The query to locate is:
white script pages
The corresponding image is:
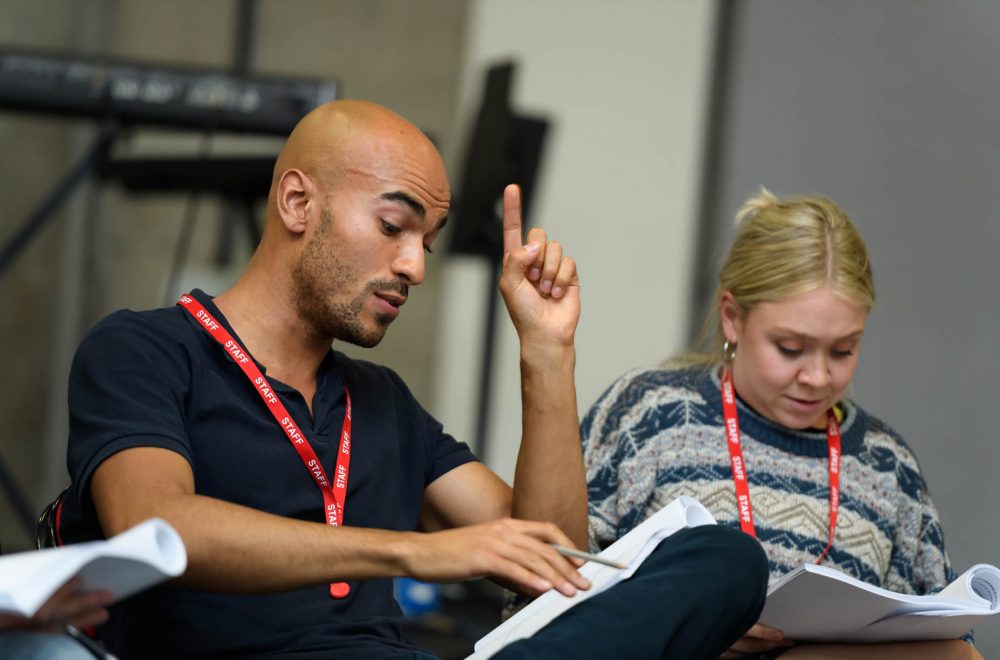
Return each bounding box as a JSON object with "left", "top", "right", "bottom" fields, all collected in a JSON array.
[
  {"left": 760, "top": 562, "right": 1000, "bottom": 643},
  {"left": 0, "top": 517, "right": 187, "bottom": 617},
  {"left": 469, "top": 495, "right": 717, "bottom": 659}
]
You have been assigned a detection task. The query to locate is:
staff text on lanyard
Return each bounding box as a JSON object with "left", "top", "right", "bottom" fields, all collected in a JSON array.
[
  {"left": 721, "top": 369, "right": 841, "bottom": 564},
  {"left": 179, "top": 294, "right": 353, "bottom": 598}
]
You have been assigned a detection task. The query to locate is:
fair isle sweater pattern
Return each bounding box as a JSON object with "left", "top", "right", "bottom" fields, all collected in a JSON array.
[{"left": 582, "top": 367, "right": 957, "bottom": 597}]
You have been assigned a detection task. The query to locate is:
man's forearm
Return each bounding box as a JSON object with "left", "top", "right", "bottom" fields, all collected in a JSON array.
[
  {"left": 102, "top": 489, "right": 593, "bottom": 598},
  {"left": 114, "top": 492, "right": 416, "bottom": 592},
  {"left": 511, "top": 343, "right": 588, "bottom": 549}
]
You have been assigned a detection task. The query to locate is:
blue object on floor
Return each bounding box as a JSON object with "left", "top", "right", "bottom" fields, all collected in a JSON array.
[{"left": 394, "top": 577, "right": 442, "bottom": 618}]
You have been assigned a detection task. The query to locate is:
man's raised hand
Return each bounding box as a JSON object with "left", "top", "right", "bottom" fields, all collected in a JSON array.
[{"left": 499, "top": 183, "right": 580, "bottom": 348}]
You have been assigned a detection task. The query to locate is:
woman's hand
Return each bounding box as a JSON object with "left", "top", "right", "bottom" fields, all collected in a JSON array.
[
  {"left": 776, "top": 639, "right": 982, "bottom": 659},
  {"left": 0, "top": 577, "right": 113, "bottom": 633},
  {"left": 719, "top": 622, "right": 793, "bottom": 658}
]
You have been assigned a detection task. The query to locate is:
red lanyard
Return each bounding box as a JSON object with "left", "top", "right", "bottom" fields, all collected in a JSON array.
[
  {"left": 721, "top": 369, "right": 841, "bottom": 564},
  {"left": 178, "top": 294, "right": 353, "bottom": 598}
]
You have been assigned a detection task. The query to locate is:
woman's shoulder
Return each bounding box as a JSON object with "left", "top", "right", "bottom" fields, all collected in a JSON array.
[
  {"left": 582, "top": 365, "right": 717, "bottom": 440},
  {"left": 598, "top": 365, "right": 711, "bottom": 404},
  {"left": 849, "top": 402, "right": 927, "bottom": 479}
]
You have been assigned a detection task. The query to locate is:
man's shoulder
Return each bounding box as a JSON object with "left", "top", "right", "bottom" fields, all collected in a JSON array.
[
  {"left": 74, "top": 304, "right": 203, "bottom": 375},
  {"left": 88, "top": 303, "right": 188, "bottom": 339}
]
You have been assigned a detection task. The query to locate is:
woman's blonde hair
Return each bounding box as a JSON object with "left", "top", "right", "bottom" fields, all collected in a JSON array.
[{"left": 673, "top": 188, "right": 875, "bottom": 368}]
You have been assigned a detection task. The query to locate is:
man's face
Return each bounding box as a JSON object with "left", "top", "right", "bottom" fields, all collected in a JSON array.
[{"left": 290, "top": 146, "right": 450, "bottom": 347}]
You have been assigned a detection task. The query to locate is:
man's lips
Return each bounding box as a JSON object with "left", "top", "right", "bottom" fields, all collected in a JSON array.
[{"left": 374, "top": 291, "right": 406, "bottom": 308}]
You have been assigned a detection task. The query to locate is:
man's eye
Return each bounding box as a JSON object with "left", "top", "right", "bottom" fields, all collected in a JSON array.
[
  {"left": 831, "top": 349, "right": 855, "bottom": 359},
  {"left": 381, "top": 220, "right": 401, "bottom": 235}
]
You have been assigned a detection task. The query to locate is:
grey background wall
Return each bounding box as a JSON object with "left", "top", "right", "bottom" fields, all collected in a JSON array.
[
  {"left": 705, "top": 0, "right": 1000, "bottom": 654},
  {"left": 1, "top": 0, "right": 998, "bottom": 654}
]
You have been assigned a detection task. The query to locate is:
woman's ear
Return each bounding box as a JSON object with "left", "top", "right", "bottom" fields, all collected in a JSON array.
[
  {"left": 719, "top": 291, "right": 745, "bottom": 344},
  {"left": 275, "top": 168, "right": 315, "bottom": 234}
]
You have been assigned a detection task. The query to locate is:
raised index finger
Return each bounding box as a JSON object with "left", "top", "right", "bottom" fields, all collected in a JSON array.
[{"left": 502, "top": 183, "right": 523, "bottom": 258}]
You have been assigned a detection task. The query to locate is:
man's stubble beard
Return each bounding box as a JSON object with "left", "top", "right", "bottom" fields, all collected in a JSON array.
[{"left": 290, "top": 207, "right": 396, "bottom": 348}]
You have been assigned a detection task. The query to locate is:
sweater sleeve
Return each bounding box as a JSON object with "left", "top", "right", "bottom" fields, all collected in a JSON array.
[
  {"left": 882, "top": 439, "right": 956, "bottom": 597},
  {"left": 902, "top": 471, "right": 973, "bottom": 644},
  {"left": 582, "top": 368, "right": 663, "bottom": 553},
  {"left": 911, "top": 488, "right": 957, "bottom": 595},
  {"left": 581, "top": 378, "right": 624, "bottom": 553}
]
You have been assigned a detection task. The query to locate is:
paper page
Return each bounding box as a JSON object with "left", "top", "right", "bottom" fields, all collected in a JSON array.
[
  {"left": 852, "top": 611, "right": 990, "bottom": 643},
  {"left": 938, "top": 564, "right": 1000, "bottom": 609},
  {"left": 760, "top": 561, "right": 998, "bottom": 642},
  {"left": 75, "top": 517, "right": 187, "bottom": 599},
  {"left": 0, "top": 543, "right": 95, "bottom": 616},
  {"left": 470, "top": 496, "right": 715, "bottom": 659},
  {"left": 0, "top": 518, "right": 187, "bottom": 617}
]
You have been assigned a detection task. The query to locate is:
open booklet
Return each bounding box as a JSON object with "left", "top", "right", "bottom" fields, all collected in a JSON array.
[
  {"left": 760, "top": 561, "right": 1000, "bottom": 643},
  {"left": 468, "top": 495, "right": 716, "bottom": 659},
  {"left": 0, "top": 517, "right": 187, "bottom": 618}
]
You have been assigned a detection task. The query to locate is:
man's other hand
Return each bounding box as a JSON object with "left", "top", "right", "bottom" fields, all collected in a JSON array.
[{"left": 397, "top": 518, "right": 591, "bottom": 597}]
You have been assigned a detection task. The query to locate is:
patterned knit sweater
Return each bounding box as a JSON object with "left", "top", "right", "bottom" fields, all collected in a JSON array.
[{"left": 582, "top": 366, "right": 957, "bottom": 598}]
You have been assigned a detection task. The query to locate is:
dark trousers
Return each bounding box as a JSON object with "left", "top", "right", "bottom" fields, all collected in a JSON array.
[{"left": 493, "top": 525, "right": 768, "bottom": 660}]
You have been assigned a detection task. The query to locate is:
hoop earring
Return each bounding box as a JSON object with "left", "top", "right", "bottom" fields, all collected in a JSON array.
[{"left": 722, "top": 339, "right": 737, "bottom": 362}]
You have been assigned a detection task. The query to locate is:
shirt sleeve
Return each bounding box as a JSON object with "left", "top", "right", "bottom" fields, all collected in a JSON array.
[
  {"left": 67, "top": 311, "right": 195, "bottom": 506},
  {"left": 420, "top": 403, "right": 477, "bottom": 485},
  {"left": 378, "top": 366, "right": 477, "bottom": 486}
]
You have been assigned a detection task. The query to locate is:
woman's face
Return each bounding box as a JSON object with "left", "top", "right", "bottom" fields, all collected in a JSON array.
[{"left": 721, "top": 285, "right": 868, "bottom": 430}]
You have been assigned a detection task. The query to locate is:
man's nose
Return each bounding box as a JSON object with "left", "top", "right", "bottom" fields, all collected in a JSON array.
[{"left": 392, "top": 242, "right": 425, "bottom": 286}]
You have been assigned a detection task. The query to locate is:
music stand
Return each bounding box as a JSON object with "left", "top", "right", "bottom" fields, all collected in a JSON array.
[{"left": 448, "top": 61, "right": 549, "bottom": 458}]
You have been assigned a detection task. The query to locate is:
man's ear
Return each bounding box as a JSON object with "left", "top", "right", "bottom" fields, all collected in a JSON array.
[
  {"left": 275, "top": 168, "right": 316, "bottom": 234},
  {"left": 719, "top": 291, "right": 745, "bottom": 344}
]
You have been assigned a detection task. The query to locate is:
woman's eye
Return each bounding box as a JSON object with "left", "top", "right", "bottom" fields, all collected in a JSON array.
[
  {"left": 381, "top": 220, "right": 401, "bottom": 235},
  {"left": 831, "top": 349, "right": 855, "bottom": 359},
  {"left": 423, "top": 245, "right": 434, "bottom": 255},
  {"left": 777, "top": 345, "right": 803, "bottom": 357}
]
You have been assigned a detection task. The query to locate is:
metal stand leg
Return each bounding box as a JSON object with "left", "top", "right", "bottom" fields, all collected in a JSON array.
[{"left": 0, "top": 120, "right": 119, "bottom": 277}]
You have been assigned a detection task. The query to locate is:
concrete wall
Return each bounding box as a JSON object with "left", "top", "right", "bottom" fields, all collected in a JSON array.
[
  {"left": 0, "top": 0, "right": 466, "bottom": 550},
  {"left": 0, "top": 0, "right": 119, "bottom": 550},
  {"left": 435, "top": 0, "right": 718, "bottom": 479}
]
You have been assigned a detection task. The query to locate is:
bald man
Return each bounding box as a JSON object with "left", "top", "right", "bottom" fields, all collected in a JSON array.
[{"left": 56, "top": 101, "right": 766, "bottom": 659}]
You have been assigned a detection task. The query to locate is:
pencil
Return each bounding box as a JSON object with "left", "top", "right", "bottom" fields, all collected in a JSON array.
[{"left": 550, "top": 544, "right": 628, "bottom": 570}]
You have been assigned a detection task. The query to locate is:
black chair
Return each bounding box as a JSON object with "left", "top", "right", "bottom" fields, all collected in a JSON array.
[
  {"left": 36, "top": 487, "right": 69, "bottom": 549},
  {"left": 34, "top": 488, "right": 118, "bottom": 659}
]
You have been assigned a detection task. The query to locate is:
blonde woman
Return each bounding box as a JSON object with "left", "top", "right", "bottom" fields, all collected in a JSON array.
[{"left": 583, "top": 190, "right": 981, "bottom": 659}]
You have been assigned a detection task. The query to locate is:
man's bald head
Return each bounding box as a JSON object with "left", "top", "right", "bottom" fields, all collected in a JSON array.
[
  {"left": 269, "top": 99, "right": 447, "bottom": 205},
  {"left": 243, "top": 100, "right": 451, "bottom": 346}
]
